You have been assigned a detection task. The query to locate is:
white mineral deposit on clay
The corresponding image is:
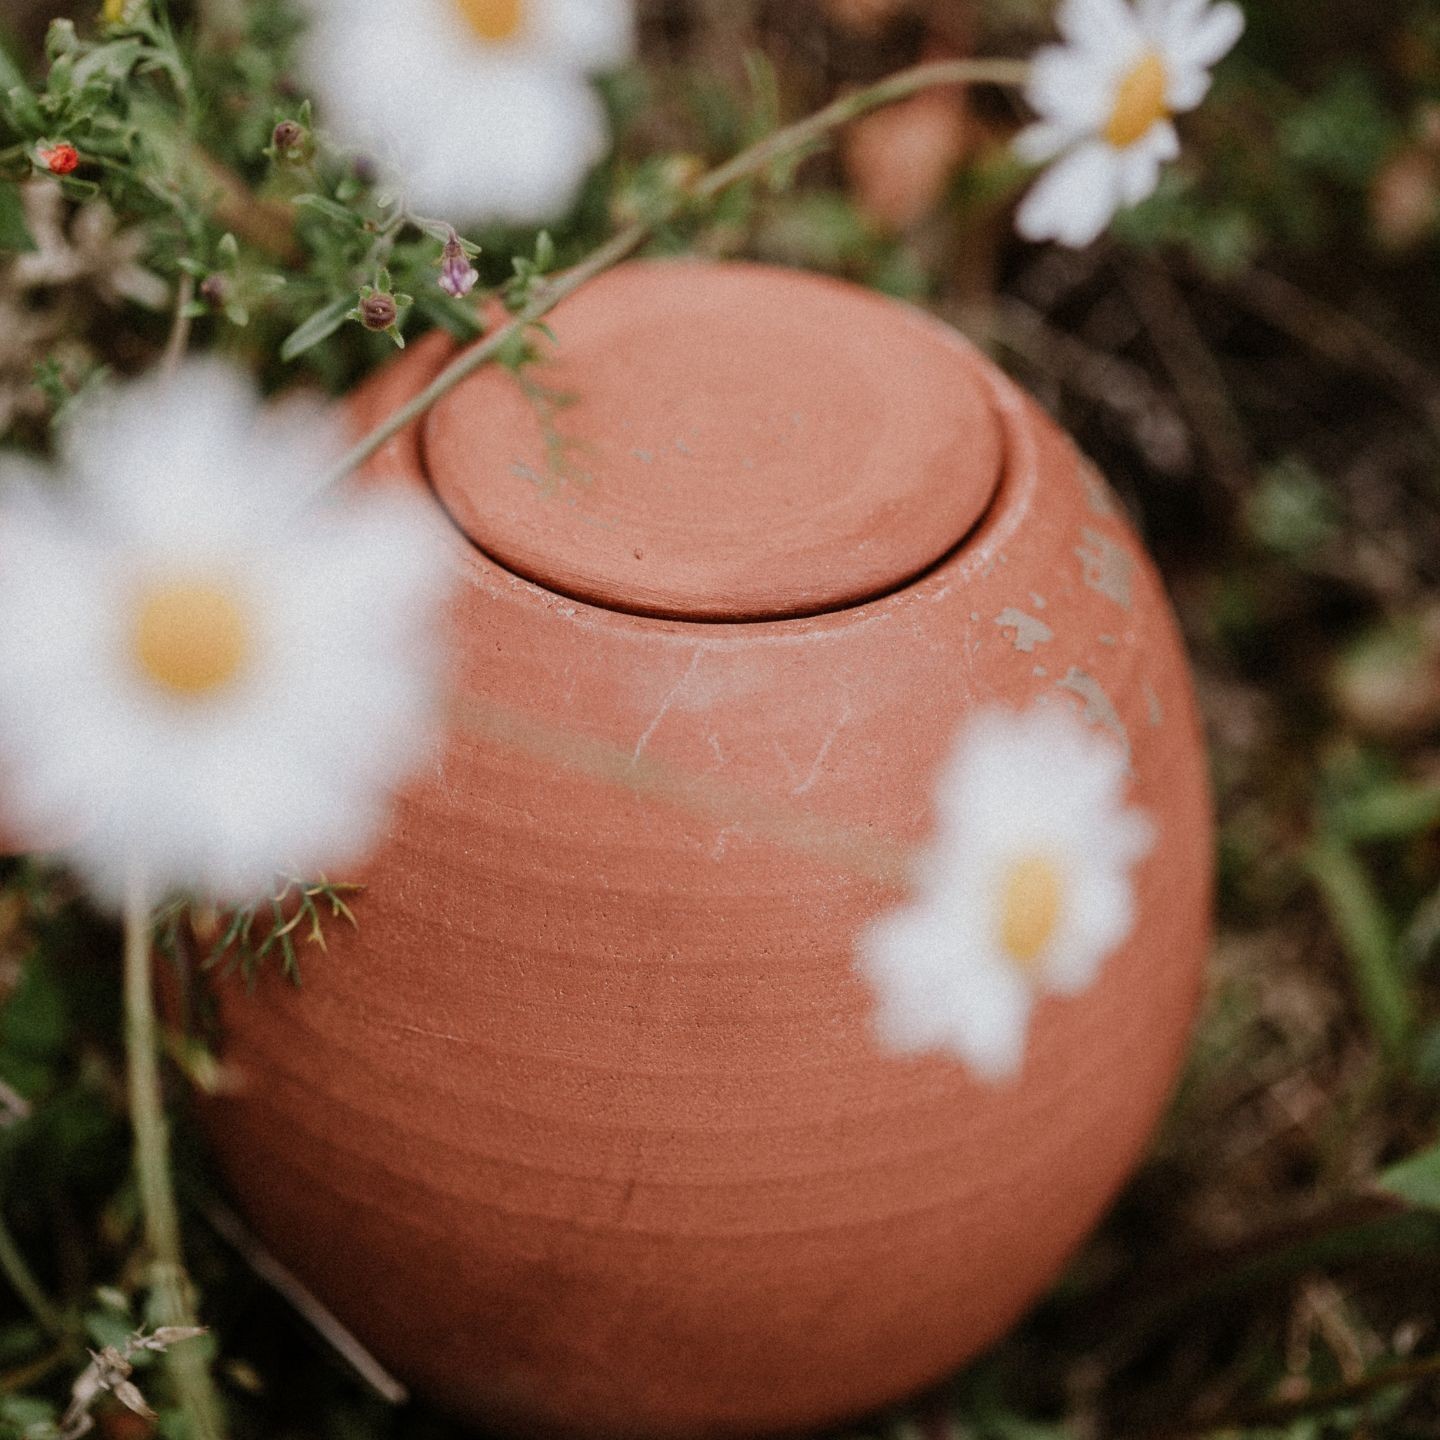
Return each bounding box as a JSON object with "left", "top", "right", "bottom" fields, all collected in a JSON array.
[
  {"left": 1059, "top": 667, "right": 1131, "bottom": 760},
  {"left": 1076, "top": 526, "right": 1136, "bottom": 609},
  {"left": 995, "top": 607, "right": 1055, "bottom": 654}
]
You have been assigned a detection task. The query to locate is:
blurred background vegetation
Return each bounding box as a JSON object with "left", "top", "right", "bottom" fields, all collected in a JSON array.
[{"left": 2, "top": 0, "right": 1440, "bottom": 1435}]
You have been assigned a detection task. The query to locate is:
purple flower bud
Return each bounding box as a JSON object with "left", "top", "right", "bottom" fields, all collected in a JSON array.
[
  {"left": 271, "top": 120, "right": 307, "bottom": 159},
  {"left": 198, "top": 274, "right": 231, "bottom": 310},
  {"left": 439, "top": 230, "right": 480, "bottom": 300}
]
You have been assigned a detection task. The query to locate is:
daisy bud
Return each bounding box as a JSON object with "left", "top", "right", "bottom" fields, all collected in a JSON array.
[
  {"left": 38, "top": 143, "right": 80, "bottom": 177},
  {"left": 359, "top": 292, "right": 399, "bottom": 331},
  {"left": 439, "top": 231, "right": 480, "bottom": 300}
]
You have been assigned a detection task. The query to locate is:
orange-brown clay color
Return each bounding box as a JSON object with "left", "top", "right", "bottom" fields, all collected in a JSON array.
[{"left": 198, "top": 262, "right": 1213, "bottom": 1439}]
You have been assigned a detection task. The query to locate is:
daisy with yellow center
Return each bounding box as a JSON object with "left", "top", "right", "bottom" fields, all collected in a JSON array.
[
  {"left": 297, "top": 0, "right": 633, "bottom": 226},
  {"left": 0, "top": 362, "right": 452, "bottom": 906},
  {"left": 1014, "top": 0, "right": 1244, "bottom": 248},
  {"left": 857, "top": 704, "right": 1154, "bottom": 1083}
]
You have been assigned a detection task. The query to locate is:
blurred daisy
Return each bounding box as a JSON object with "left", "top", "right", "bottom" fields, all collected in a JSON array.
[
  {"left": 298, "top": 0, "right": 634, "bottom": 226},
  {"left": 0, "top": 363, "right": 452, "bottom": 907},
  {"left": 858, "top": 704, "right": 1154, "bottom": 1083},
  {"left": 1015, "top": 0, "right": 1244, "bottom": 248}
]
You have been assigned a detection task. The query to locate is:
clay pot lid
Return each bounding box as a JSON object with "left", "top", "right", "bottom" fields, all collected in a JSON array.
[{"left": 424, "top": 261, "right": 1004, "bottom": 621}]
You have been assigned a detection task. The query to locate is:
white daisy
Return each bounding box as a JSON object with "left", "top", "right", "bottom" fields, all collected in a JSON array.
[
  {"left": 298, "top": 0, "right": 634, "bottom": 226},
  {"left": 1014, "top": 0, "right": 1245, "bottom": 248},
  {"left": 857, "top": 704, "right": 1155, "bottom": 1083},
  {"left": 0, "top": 362, "right": 452, "bottom": 907}
]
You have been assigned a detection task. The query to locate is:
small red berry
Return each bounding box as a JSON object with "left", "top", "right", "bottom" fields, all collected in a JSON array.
[{"left": 40, "top": 144, "right": 80, "bottom": 176}]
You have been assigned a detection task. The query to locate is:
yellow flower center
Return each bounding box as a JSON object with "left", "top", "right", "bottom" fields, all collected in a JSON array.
[
  {"left": 998, "top": 855, "right": 1064, "bottom": 970},
  {"left": 454, "top": 0, "right": 526, "bottom": 43},
  {"left": 132, "top": 579, "right": 251, "bottom": 699},
  {"left": 1104, "top": 50, "right": 1170, "bottom": 150}
]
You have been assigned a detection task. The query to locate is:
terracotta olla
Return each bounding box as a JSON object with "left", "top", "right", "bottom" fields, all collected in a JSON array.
[{"left": 200, "top": 261, "right": 1211, "bottom": 1438}]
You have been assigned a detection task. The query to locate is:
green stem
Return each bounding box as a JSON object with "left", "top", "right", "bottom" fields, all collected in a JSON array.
[
  {"left": 316, "top": 55, "right": 1030, "bottom": 490},
  {"left": 161, "top": 271, "right": 196, "bottom": 377},
  {"left": 0, "top": 1208, "right": 63, "bottom": 1339},
  {"left": 1307, "top": 835, "right": 1411, "bottom": 1061},
  {"left": 123, "top": 868, "right": 225, "bottom": 1440}
]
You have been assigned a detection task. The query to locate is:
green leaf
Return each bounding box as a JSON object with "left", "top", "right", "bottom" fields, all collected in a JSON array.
[
  {"left": 1307, "top": 835, "right": 1411, "bottom": 1059},
  {"left": 0, "top": 956, "right": 66, "bottom": 1065},
  {"left": 70, "top": 37, "right": 142, "bottom": 88},
  {"left": 1280, "top": 68, "right": 1397, "bottom": 188},
  {"left": 293, "top": 192, "right": 364, "bottom": 229},
  {"left": 1335, "top": 784, "right": 1440, "bottom": 843},
  {"left": 0, "top": 36, "right": 41, "bottom": 131},
  {"left": 1380, "top": 1144, "right": 1440, "bottom": 1211},
  {"left": 0, "top": 180, "right": 34, "bottom": 253},
  {"left": 85, "top": 1307, "right": 138, "bottom": 1352},
  {"left": 280, "top": 295, "right": 353, "bottom": 363}
]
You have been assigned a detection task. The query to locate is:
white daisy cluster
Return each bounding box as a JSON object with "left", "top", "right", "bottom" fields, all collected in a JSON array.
[
  {"left": 1016, "top": 0, "right": 1245, "bottom": 248},
  {"left": 298, "top": 0, "right": 634, "bottom": 227},
  {"left": 858, "top": 704, "right": 1154, "bottom": 1083},
  {"left": 0, "top": 364, "right": 452, "bottom": 907}
]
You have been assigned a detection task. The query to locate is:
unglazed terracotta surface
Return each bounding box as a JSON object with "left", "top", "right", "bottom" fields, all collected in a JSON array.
[
  {"left": 427, "top": 264, "right": 1003, "bottom": 620},
  {"left": 199, "top": 262, "right": 1213, "bottom": 1439}
]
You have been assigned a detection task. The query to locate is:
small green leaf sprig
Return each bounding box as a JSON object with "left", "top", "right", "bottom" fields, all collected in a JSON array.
[{"left": 156, "top": 873, "right": 361, "bottom": 988}]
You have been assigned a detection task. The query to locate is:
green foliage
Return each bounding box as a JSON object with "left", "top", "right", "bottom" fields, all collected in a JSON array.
[
  {"left": 154, "top": 873, "right": 361, "bottom": 986},
  {"left": 1381, "top": 1144, "right": 1440, "bottom": 1210},
  {"left": 1279, "top": 69, "right": 1398, "bottom": 189}
]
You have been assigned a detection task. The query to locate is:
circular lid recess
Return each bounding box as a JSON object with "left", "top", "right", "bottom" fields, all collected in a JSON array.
[{"left": 425, "top": 261, "right": 1004, "bottom": 622}]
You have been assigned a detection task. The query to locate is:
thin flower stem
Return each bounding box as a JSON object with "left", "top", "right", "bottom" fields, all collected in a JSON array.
[
  {"left": 122, "top": 867, "right": 225, "bottom": 1440},
  {"left": 0, "top": 1209, "right": 63, "bottom": 1339},
  {"left": 316, "top": 55, "right": 1030, "bottom": 491}
]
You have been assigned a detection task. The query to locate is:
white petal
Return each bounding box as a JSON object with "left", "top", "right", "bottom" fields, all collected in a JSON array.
[
  {"left": 1016, "top": 142, "right": 1124, "bottom": 248},
  {"left": 1166, "top": 64, "right": 1213, "bottom": 112},
  {"left": 944, "top": 959, "right": 1035, "bottom": 1083},
  {"left": 1137, "top": 0, "right": 1202, "bottom": 40},
  {"left": 1057, "top": 0, "right": 1143, "bottom": 53},
  {"left": 1168, "top": 0, "right": 1244, "bottom": 68},
  {"left": 534, "top": 0, "right": 634, "bottom": 70},
  {"left": 399, "top": 66, "right": 611, "bottom": 225},
  {"left": 858, "top": 903, "right": 1036, "bottom": 1083},
  {"left": 1025, "top": 46, "right": 1115, "bottom": 132},
  {"left": 1117, "top": 134, "right": 1168, "bottom": 206},
  {"left": 1015, "top": 121, "right": 1079, "bottom": 166}
]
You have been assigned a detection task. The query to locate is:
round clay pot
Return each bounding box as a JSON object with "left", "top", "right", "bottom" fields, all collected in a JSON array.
[{"left": 200, "top": 262, "right": 1211, "bottom": 1438}]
